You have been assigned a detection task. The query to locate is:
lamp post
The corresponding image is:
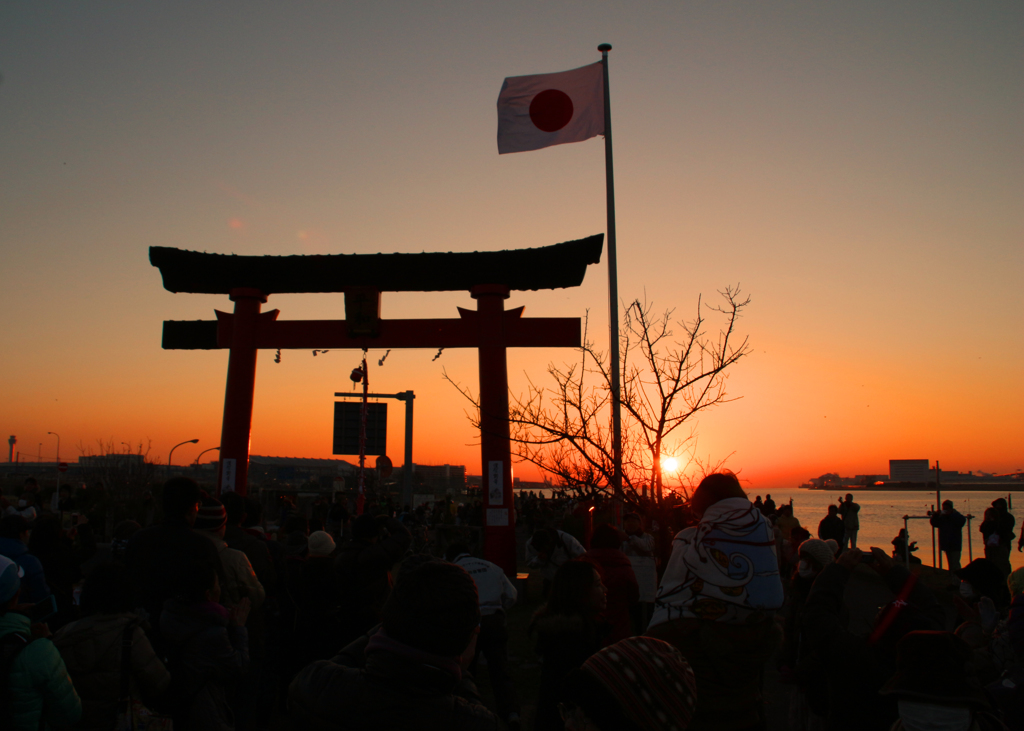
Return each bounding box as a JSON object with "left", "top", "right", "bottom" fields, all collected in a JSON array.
[
  {"left": 47, "top": 431, "right": 60, "bottom": 491},
  {"left": 168, "top": 439, "right": 199, "bottom": 475},
  {"left": 193, "top": 446, "right": 220, "bottom": 479}
]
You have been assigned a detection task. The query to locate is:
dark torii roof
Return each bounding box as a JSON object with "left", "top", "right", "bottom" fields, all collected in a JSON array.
[{"left": 150, "top": 235, "right": 604, "bottom": 295}]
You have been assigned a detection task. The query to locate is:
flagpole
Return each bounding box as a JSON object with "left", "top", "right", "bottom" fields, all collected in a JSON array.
[{"left": 599, "top": 43, "right": 623, "bottom": 506}]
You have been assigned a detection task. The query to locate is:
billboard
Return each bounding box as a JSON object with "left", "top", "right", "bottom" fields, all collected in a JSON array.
[
  {"left": 889, "top": 459, "right": 930, "bottom": 483},
  {"left": 333, "top": 402, "right": 387, "bottom": 456}
]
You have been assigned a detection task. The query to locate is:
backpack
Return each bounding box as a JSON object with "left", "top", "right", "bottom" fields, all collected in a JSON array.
[{"left": 0, "top": 630, "right": 36, "bottom": 731}]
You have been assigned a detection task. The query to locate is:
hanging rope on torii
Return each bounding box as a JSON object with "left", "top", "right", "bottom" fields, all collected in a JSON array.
[{"left": 150, "top": 235, "right": 604, "bottom": 575}]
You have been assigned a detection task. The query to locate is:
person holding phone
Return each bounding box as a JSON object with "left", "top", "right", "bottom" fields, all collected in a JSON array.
[{"left": 0, "top": 554, "right": 82, "bottom": 730}]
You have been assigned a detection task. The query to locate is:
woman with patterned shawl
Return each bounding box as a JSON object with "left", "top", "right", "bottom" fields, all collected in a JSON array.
[{"left": 646, "top": 472, "right": 784, "bottom": 731}]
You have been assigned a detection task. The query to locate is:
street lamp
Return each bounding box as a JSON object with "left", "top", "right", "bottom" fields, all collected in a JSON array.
[
  {"left": 47, "top": 432, "right": 60, "bottom": 464},
  {"left": 168, "top": 439, "right": 199, "bottom": 474},
  {"left": 47, "top": 432, "right": 61, "bottom": 491},
  {"left": 193, "top": 446, "right": 221, "bottom": 467}
]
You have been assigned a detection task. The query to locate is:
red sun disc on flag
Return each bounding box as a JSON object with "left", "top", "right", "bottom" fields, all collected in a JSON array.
[{"left": 529, "top": 89, "right": 574, "bottom": 132}]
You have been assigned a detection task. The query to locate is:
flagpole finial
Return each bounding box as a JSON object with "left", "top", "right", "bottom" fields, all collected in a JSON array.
[{"left": 598, "top": 43, "right": 612, "bottom": 53}]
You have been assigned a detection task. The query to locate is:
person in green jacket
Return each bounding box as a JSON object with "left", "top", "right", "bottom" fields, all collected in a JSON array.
[{"left": 0, "top": 554, "right": 82, "bottom": 731}]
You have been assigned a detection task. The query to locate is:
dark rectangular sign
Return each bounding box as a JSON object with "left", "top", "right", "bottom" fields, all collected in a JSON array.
[{"left": 333, "top": 402, "right": 387, "bottom": 456}]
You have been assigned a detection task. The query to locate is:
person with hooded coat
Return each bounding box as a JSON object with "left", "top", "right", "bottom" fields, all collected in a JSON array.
[
  {"left": 646, "top": 472, "right": 784, "bottom": 731},
  {"left": 0, "top": 554, "right": 82, "bottom": 731},
  {"left": 53, "top": 563, "right": 171, "bottom": 730},
  {"left": 0, "top": 515, "right": 50, "bottom": 604}
]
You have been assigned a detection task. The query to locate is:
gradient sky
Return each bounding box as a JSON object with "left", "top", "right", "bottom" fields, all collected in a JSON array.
[{"left": 1, "top": 2, "right": 1021, "bottom": 489}]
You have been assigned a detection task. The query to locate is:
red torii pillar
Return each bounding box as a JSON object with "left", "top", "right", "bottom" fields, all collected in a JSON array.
[
  {"left": 216, "top": 288, "right": 270, "bottom": 494},
  {"left": 472, "top": 285, "right": 515, "bottom": 572}
]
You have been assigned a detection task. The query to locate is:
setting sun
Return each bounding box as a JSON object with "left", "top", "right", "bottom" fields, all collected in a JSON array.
[{"left": 662, "top": 456, "right": 679, "bottom": 473}]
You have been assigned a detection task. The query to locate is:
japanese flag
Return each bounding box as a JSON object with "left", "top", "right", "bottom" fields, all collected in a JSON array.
[{"left": 497, "top": 62, "right": 604, "bottom": 154}]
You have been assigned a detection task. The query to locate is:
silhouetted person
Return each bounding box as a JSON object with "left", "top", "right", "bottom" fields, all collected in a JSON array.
[
  {"left": 124, "top": 477, "right": 222, "bottom": 635},
  {"left": 0, "top": 515, "right": 50, "bottom": 603},
  {"left": 27, "top": 514, "right": 95, "bottom": 630},
  {"left": 621, "top": 512, "right": 657, "bottom": 633},
  {"left": 892, "top": 529, "right": 921, "bottom": 566},
  {"left": 839, "top": 494, "right": 861, "bottom": 549},
  {"left": 0, "top": 554, "right": 82, "bottom": 729},
  {"left": 289, "top": 558, "right": 497, "bottom": 730},
  {"left": 816, "top": 504, "right": 845, "bottom": 546},
  {"left": 584, "top": 524, "right": 639, "bottom": 646},
  {"left": 761, "top": 494, "right": 776, "bottom": 516},
  {"left": 446, "top": 542, "right": 520, "bottom": 729},
  {"left": 930, "top": 500, "right": 967, "bottom": 570},
  {"left": 53, "top": 562, "right": 171, "bottom": 729},
  {"left": 526, "top": 527, "right": 586, "bottom": 596},
  {"left": 333, "top": 514, "right": 410, "bottom": 646},
  {"left": 801, "top": 547, "right": 944, "bottom": 731},
  {"left": 532, "top": 560, "right": 609, "bottom": 731},
  {"left": 981, "top": 508, "right": 1012, "bottom": 579},
  {"left": 161, "top": 564, "right": 250, "bottom": 730}
]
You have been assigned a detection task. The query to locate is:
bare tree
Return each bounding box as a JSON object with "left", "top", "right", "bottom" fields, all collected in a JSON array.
[{"left": 447, "top": 286, "right": 751, "bottom": 506}]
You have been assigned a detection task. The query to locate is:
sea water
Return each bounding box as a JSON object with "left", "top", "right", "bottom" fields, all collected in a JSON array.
[{"left": 749, "top": 487, "right": 1024, "bottom": 571}]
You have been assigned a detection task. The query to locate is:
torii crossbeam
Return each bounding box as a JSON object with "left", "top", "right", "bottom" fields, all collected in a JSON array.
[{"left": 151, "top": 235, "right": 603, "bottom": 575}]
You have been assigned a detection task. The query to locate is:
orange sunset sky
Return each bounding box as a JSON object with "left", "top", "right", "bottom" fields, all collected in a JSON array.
[{"left": 1, "top": 3, "right": 1021, "bottom": 489}]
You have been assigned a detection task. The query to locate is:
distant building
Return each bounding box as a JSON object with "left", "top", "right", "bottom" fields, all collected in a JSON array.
[
  {"left": 248, "top": 455, "right": 355, "bottom": 491},
  {"left": 889, "top": 459, "right": 930, "bottom": 483},
  {"left": 407, "top": 464, "right": 466, "bottom": 498}
]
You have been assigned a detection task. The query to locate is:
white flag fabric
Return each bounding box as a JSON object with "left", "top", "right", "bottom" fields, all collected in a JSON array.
[{"left": 497, "top": 62, "right": 604, "bottom": 154}]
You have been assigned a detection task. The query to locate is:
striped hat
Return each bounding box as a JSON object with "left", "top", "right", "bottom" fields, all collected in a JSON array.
[
  {"left": 195, "top": 496, "right": 227, "bottom": 531},
  {"left": 570, "top": 636, "right": 697, "bottom": 731}
]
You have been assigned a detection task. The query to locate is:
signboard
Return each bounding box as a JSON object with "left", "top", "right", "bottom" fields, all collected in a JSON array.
[
  {"left": 333, "top": 402, "right": 387, "bottom": 456},
  {"left": 486, "top": 508, "right": 509, "bottom": 526},
  {"left": 221, "top": 458, "right": 237, "bottom": 492},
  {"left": 57, "top": 462, "right": 68, "bottom": 473},
  {"left": 889, "top": 459, "right": 930, "bottom": 483},
  {"left": 488, "top": 460, "right": 503, "bottom": 506}
]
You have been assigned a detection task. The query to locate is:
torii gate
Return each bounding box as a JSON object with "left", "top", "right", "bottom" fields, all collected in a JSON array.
[{"left": 150, "top": 235, "right": 603, "bottom": 574}]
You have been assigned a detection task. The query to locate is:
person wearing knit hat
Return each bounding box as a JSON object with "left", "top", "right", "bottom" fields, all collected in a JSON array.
[
  {"left": 798, "top": 538, "right": 836, "bottom": 579},
  {"left": 289, "top": 531, "right": 343, "bottom": 674},
  {"left": 193, "top": 494, "right": 265, "bottom": 611},
  {"left": 560, "top": 636, "right": 697, "bottom": 731},
  {"left": 307, "top": 530, "right": 336, "bottom": 557},
  {"left": 780, "top": 538, "right": 837, "bottom": 688}
]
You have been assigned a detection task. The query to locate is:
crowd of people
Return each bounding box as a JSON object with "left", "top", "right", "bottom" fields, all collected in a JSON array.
[{"left": 2, "top": 474, "right": 1024, "bottom": 730}]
